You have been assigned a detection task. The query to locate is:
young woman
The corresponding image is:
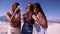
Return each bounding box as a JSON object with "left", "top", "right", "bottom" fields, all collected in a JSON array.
[
  {"left": 32, "top": 3, "right": 48, "bottom": 34},
  {"left": 21, "top": 3, "right": 34, "bottom": 34},
  {"left": 6, "top": 2, "right": 21, "bottom": 34}
]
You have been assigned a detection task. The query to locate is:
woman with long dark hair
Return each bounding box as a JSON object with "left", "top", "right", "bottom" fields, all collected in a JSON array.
[
  {"left": 6, "top": 2, "right": 21, "bottom": 34},
  {"left": 32, "top": 3, "right": 48, "bottom": 34},
  {"left": 21, "top": 3, "right": 34, "bottom": 34}
]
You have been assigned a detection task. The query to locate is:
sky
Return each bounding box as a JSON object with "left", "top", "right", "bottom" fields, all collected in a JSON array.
[{"left": 0, "top": 0, "right": 60, "bottom": 20}]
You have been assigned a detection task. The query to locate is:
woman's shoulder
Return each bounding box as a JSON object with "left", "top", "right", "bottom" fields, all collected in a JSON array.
[
  {"left": 6, "top": 11, "right": 12, "bottom": 16},
  {"left": 38, "top": 12, "right": 42, "bottom": 15},
  {"left": 38, "top": 11, "right": 45, "bottom": 17}
]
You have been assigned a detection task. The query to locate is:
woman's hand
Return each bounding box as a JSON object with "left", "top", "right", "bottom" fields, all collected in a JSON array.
[
  {"left": 32, "top": 15, "right": 37, "bottom": 21},
  {"left": 15, "top": 6, "right": 20, "bottom": 13}
]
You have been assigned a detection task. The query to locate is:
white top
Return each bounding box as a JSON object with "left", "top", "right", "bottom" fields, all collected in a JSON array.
[{"left": 33, "top": 15, "right": 46, "bottom": 34}]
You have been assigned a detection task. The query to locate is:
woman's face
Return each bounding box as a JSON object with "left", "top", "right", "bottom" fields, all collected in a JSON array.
[
  {"left": 14, "top": 5, "right": 17, "bottom": 10},
  {"left": 28, "top": 4, "right": 30, "bottom": 9},
  {"left": 26, "top": 4, "right": 30, "bottom": 12},
  {"left": 34, "top": 5, "right": 38, "bottom": 13},
  {"left": 12, "top": 4, "right": 17, "bottom": 13}
]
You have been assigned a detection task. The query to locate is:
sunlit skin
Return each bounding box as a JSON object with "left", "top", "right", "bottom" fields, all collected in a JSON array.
[
  {"left": 32, "top": 5, "right": 47, "bottom": 29},
  {"left": 6, "top": 4, "right": 20, "bottom": 29}
]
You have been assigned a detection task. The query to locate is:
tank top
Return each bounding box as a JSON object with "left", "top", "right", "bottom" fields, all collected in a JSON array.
[{"left": 33, "top": 12, "right": 46, "bottom": 34}]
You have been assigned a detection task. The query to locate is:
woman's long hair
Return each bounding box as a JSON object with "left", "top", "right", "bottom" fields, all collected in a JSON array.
[
  {"left": 12, "top": 2, "right": 20, "bottom": 13},
  {"left": 34, "top": 3, "right": 48, "bottom": 28},
  {"left": 27, "top": 3, "right": 34, "bottom": 25},
  {"left": 34, "top": 3, "right": 47, "bottom": 20}
]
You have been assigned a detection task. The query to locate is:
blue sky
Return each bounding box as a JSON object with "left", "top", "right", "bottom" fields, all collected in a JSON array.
[{"left": 0, "top": 0, "right": 60, "bottom": 20}]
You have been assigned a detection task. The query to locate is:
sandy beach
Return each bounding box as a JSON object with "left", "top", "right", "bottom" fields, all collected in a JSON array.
[
  {"left": 0, "top": 22, "right": 60, "bottom": 34},
  {"left": 0, "top": 22, "right": 9, "bottom": 34}
]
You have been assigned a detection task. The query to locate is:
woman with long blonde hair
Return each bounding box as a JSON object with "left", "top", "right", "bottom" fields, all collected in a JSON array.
[{"left": 6, "top": 2, "right": 21, "bottom": 34}]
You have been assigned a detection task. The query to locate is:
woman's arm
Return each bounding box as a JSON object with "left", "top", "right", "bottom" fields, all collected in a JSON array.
[
  {"left": 6, "top": 12, "right": 11, "bottom": 22},
  {"left": 10, "top": 6, "right": 20, "bottom": 21},
  {"left": 6, "top": 6, "right": 20, "bottom": 22},
  {"left": 38, "top": 12, "right": 48, "bottom": 29},
  {"left": 32, "top": 14, "right": 42, "bottom": 25},
  {"left": 32, "top": 12, "right": 48, "bottom": 29},
  {"left": 13, "top": 13, "right": 20, "bottom": 21}
]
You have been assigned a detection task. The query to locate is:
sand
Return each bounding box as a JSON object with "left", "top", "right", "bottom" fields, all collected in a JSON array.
[{"left": 0, "top": 22, "right": 60, "bottom": 34}]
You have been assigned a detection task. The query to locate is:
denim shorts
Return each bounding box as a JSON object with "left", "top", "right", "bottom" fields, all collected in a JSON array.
[{"left": 21, "top": 21, "right": 33, "bottom": 34}]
